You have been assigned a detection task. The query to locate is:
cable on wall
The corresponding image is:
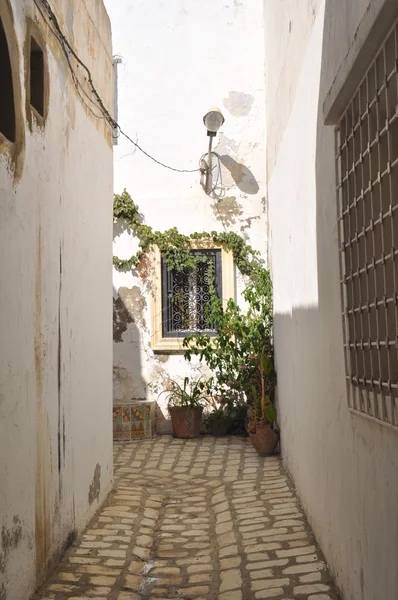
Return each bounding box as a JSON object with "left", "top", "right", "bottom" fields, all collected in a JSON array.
[
  {"left": 34, "top": 0, "right": 230, "bottom": 232},
  {"left": 33, "top": 0, "right": 201, "bottom": 174}
]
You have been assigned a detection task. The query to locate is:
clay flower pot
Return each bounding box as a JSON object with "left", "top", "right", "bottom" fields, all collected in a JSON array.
[
  {"left": 249, "top": 423, "right": 279, "bottom": 456},
  {"left": 169, "top": 406, "right": 203, "bottom": 439}
]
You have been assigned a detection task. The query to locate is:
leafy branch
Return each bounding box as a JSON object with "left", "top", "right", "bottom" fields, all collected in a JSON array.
[{"left": 113, "top": 189, "right": 264, "bottom": 279}]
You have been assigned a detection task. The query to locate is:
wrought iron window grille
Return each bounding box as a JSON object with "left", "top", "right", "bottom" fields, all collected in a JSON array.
[{"left": 161, "top": 249, "right": 222, "bottom": 337}]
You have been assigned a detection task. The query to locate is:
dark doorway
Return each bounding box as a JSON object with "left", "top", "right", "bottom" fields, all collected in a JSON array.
[
  {"left": 0, "top": 16, "right": 16, "bottom": 142},
  {"left": 30, "top": 37, "right": 44, "bottom": 116}
]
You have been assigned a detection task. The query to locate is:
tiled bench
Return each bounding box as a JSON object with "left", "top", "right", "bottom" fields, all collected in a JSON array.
[{"left": 113, "top": 399, "right": 157, "bottom": 441}]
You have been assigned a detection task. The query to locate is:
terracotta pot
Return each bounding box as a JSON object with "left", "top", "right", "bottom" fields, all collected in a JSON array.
[
  {"left": 249, "top": 424, "right": 279, "bottom": 456},
  {"left": 169, "top": 406, "right": 203, "bottom": 439},
  {"left": 208, "top": 417, "right": 232, "bottom": 436}
]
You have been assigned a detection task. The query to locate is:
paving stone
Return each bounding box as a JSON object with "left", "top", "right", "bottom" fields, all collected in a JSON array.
[
  {"left": 276, "top": 545, "right": 316, "bottom": 558},
  {"left": 179, "top": 585, "right": 210, "bottom": 596},
  {"left": 250, "top": 569, "right": 273, "bottom": 579},
  {"left": 283, "top": 561, "right": 324, "bottom": 575},
  {"left": 293, "top": 583, "right": 331, "bottom": 595},
  {"left": 247, "top": 557, "right": 284, "bottom": 570},
  {"left": 219, "top": 568, "right": 242, "bottom": 591},
  {"left": 187, "top": 563, "right": 213, "bottom": 573},
  {"left": 220, "top": 556, "right": 241, "bottom": 569},
  {"left": 33, "top": 438, "right": 339, "bottom": 600},
  {"left": 189, "top": 572, "right": 213, "bottom": 583},
  {"left": 218, "top": 592, "right": 242, "bottom": 600},
  {"left": 219, "top": 544, "right": 239, "bottom": 558},
  {"left": 300, "top": 571, "right": 322, "bottom": 582},
  {"left": 251, "top": 578, "right": 290, "bottom": 591},
  {"left": 254, "top": 589, "right": 284, "bottom": 599},
  {"left": 216, "top": 522, "right": 234, "bottom": 535}
]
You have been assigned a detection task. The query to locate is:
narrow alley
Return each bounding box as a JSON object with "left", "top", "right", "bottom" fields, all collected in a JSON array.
[
  {"left": 34, "top": 437, "right": 339, "bottom": 600},
  {"left": 3, "top": 1, "right": 398, "bottom": 598}
]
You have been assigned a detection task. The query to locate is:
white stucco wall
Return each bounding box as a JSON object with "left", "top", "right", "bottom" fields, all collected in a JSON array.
[
  {"left": 0, "top": 2, "right": 113, "bottom": 598},
  {"left": 106, "top": 0, "right": 267, "bottom": 430},
  {"left": 266, "top": 1, "right": 398, "bottom": 599}
]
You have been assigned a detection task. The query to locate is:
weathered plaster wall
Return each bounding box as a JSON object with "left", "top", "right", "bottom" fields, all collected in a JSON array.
[
  {"left": 0, "top": 1, "right": 113, "bottom": 598},
  {"left": 266, "top": 1, "right": 398, "bottom": 599},
  {"left": 106, "top": 0, "right": 267, "bottom": 430}
]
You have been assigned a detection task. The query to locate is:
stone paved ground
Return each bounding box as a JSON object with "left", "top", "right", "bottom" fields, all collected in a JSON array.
[{"left": 35, "top": 436, "right": 340, "bottom": 600}]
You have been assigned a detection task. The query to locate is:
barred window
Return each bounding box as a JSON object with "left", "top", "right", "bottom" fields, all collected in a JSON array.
[
  {"left": 161, "top": 249, "right": 222, "bottom": 337},
  {"left": 336, "top": 21, "right": 398, "bottom": 427}
]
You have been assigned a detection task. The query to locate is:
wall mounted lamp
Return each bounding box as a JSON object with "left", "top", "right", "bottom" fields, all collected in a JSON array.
[{"left": 203, "top": 107, "right": 225, "bottom": 193}]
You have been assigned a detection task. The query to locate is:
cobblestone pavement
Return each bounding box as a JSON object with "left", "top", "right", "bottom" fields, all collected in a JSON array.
[{"left": 35, "top": 436, "right": 340, "bottom": 600}]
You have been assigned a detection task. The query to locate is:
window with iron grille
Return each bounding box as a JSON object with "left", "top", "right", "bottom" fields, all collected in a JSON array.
[
  {"left": 161, "top": 249, "right": 222, "bottom": 337},
  {"left": 336, "top": 20, "right": 398, "bottom": 427}
]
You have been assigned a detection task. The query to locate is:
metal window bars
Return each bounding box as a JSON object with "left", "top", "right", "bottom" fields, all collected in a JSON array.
[
  {"left": 161, "top": 250, "right": 222, "bottom": 337},
  {"left": 336, "top": 20, "right": 398, "bottom": 428}
]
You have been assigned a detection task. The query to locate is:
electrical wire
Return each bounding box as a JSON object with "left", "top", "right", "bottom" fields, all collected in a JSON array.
[
  {"left": 33, "top": 0, "right": 201, "bottom": 174},
  {"left": 34, "top": 0, "right": 230, "bottom": 236}
]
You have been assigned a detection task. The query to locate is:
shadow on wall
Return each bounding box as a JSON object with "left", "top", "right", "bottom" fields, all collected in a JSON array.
[
  {"left": 271, "top": 0, "right": 350, "bottom": 593},
  {"left": 112, "top": 288, "right": 174, "bottom": 435},
  {"left": 272, "top": 2, "right": 398, "bottom": 599},
  {"left": 113, "top": 219, "right": 129, "bottom": 239},
  {"left": 112, "top": 203, "right": 144, "bottom": 238},
  {"left": 113, "top": 286, "right": 146, "bottom": 403},
  {"left": 219, "top": 155, "right": 260, "bottom": 194}
]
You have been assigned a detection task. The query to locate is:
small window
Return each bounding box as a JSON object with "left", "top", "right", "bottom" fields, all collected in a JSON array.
[
  {"left": 0, "top": 16, "right": 16, "bottom": 142},
  {"left": 161, "top": 249, "right": 222, "bottom": 337},
  {"left": 30, "top": 37, "right": 44, "bottom": 117}
]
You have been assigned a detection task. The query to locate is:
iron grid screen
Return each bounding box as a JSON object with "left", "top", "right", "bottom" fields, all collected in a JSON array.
[{"left": 336, "top": 20, "right": 398, "bottom": 428}]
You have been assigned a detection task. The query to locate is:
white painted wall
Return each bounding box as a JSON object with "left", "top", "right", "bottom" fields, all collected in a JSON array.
[
  {"left": 106, "top": 0, "right": 267, "bottom": 430},
  {"left": 266, "top": 1, "right": 398, "bottom": 598},
  {"left": 0, "top": 2, "right": 113, "bottom": 598}
]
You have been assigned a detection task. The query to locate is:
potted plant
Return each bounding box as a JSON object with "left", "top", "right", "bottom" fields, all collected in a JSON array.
[
  {"left": 246, "top": 350, "right": 279, "bottom": 455},
  {"left": 161, "top": 376, "right": 207, "bottom": 439},
  {"left": 184, "top": 269, "right": 276, "bottom": 443}
]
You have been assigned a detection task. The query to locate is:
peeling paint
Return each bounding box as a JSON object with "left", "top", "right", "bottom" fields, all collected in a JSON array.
[
  {"left": 88, "top": 464, "right": 101, "bottom": 505},
  {"left": 113, "top": 365, "right": 146, "bottom": 401},
  {"left": 0, "top": 515, "right": 22, "bottom": 574},
  {"left": 156, "top": 354, "right": 170, "bottom": 364},
  {"left": 215, "top": 133, "right": 238, "bottom": 158},
  {"left": 113, "top": 286, "right": 146, "bottom": 342},
  {"left": 223, "top": 91, "right": 254, "bottom": 117},
  {"left": 212, "top": 195, "right": 243, "bottom": 226},
  {"left": 240, "top": 214, "right": 261, "bottom": 240}
]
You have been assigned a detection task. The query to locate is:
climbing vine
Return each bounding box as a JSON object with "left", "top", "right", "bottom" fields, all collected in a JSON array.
[
  {"left": 113, "top": 189, "right": 276, "bottom": 432},
  {"left": 113, "top": 189, "right": 265, "bottom": 280}
]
